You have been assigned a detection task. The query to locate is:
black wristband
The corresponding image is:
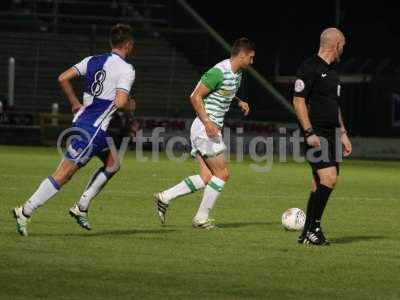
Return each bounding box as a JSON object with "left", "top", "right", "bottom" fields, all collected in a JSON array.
[{"left": 304, "top": 128, "right": 314, "bottom": 138}]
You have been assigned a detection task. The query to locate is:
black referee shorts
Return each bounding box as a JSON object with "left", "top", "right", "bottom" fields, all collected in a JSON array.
[{"left": 303, "top": 127, "right": 341, "bottom": 175}]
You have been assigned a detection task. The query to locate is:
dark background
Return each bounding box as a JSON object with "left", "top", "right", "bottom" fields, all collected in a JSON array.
[
  {"left": 185, "top": 1, "right": 400, "bottom": 75},
  {"left": 1, "top": 0, "right": 400, "bottom": 137},
  {"left": 176, "top": 1, "right": 400, "bottom": 137}
]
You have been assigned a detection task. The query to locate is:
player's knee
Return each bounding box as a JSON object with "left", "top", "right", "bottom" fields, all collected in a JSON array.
[
  {"left": 105, "top": 164, "right": 120, "bottom": 175},
  {"left": 320, "top": 174, "right": 337, "bottom": 188},
  {"left": 215, "top": 168, "right": 229, "bottom": 182}
]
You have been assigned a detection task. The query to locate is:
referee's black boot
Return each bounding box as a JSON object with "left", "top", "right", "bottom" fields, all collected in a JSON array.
[{"left": 305, "top": 227, "right": 330, "bottom": 246}]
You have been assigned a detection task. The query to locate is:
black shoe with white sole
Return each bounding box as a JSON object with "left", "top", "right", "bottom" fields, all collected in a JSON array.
[{"left": 305, "top": 228, "right": 330, "bottom": 246}]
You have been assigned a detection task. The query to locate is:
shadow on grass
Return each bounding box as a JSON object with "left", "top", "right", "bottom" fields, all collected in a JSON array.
[
  {"left": 218, "top": 221, "right": 279, "bottom": 228},
  {"left": 330, "top": 235, "right": 386, "bottom": 244},
  {"left": 34, "top": 229, "right": 177, "bottom": 237}
]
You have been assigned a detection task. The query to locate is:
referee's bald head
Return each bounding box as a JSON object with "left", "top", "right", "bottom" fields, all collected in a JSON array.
[
  {"left": 320, "top": 28, "right": 345, "bottom": 48},
  {"left": 319, "top": 27, "right": 346, "bottom": 62}
]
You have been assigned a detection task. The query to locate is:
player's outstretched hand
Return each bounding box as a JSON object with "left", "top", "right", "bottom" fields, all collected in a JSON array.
[
  {"left": 238, "top": 100, "right": 250, "bottom": 116},
  {"left": 341, "top": 133, "right": 352, "bottom": 157},
  {"left": 204, "top": 120, "right": 219, "bottom": 138}
]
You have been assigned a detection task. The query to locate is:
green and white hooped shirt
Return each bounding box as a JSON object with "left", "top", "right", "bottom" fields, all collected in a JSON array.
[{"left": 200, "top": 59, "right": 242, "bottom": 128}]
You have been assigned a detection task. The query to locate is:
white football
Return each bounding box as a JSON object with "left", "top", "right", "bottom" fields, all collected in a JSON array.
[{"left": 281, "top": 208, "right": 306, "bottom": 231}]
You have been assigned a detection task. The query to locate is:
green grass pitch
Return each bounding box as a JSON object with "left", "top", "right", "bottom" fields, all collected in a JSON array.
[{"left": 0, "top": 145, "right": 399, "bottom": 299}]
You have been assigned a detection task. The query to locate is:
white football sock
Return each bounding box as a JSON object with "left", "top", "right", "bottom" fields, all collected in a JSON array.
[
  {"left": 23, "top": 176, "right": 60, "bottom": 216},
  {"left": 78, "top": 169, "right": 110, "bottom": 211},
  {"left": 194, "top": 176, "right": 225, "bottom": 222},
  {"left": 161, "top": 175, "right": 205, "bottom": 203}
]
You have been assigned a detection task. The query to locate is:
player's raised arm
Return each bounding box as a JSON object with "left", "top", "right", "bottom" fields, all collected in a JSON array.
[
  {"left": 58, "top": 67, "right": 81, "bottom": 114},
  {"left": 190, "top": 82, "right": 219, "bottom": 138}
]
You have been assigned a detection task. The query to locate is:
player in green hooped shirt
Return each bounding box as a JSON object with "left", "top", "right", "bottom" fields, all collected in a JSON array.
[{"left": 154, "top": 38, "right": 255, "bottom": 229}]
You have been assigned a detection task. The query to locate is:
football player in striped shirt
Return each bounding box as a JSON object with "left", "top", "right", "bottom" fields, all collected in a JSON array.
[
  {"left": 154, "top": 38, "right": 255, "bottom": 229},
  {"left": 12, "top": 24, "right": 135, "bottom": 236}
]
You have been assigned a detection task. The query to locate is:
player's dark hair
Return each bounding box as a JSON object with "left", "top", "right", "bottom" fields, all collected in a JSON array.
[
  {"left": 231, "top": 37, "right": 256, "bottom": 56},
  {"left": 110, "top": 24, "right": 134, "bottom": 48}
]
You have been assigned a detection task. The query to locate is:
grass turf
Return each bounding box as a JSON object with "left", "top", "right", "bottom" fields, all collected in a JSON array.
[{"left": 0, "top": 145, "right": 399, "bottom": 299}]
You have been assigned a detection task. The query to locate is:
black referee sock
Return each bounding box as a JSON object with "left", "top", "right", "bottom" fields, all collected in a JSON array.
[
  {"left": 312, "top": 184, "right": 333, "bottom": 230},
  {"left": 301, "top": 191, "right": 316, "bottom": 237}
]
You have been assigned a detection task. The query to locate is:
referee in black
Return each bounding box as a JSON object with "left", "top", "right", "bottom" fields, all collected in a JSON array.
[{"left": 293, "top": 28, "right": 352, "bottom": 246}]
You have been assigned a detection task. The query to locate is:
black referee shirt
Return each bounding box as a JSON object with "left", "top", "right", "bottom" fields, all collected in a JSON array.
[{"left": 294, "top": 55, "right": 341, "bottom": 128}]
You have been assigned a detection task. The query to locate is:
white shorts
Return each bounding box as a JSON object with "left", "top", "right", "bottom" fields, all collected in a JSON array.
[{"left": 190, "top": 117, "right": 226, "bottom": 158}]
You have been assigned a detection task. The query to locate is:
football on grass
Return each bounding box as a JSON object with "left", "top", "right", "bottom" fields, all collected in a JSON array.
[{"left": 281, "top": 208, "right": 306, "bottom": 231}]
